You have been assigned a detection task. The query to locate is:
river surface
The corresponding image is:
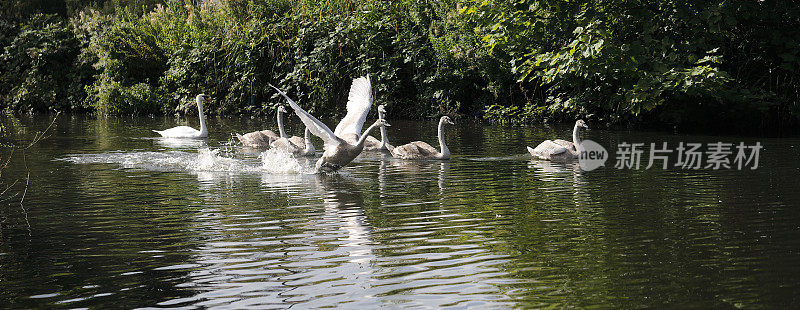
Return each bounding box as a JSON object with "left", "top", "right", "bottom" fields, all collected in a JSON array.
[{"left": 1, "top": 114, "right": 799, "bottom": 308}]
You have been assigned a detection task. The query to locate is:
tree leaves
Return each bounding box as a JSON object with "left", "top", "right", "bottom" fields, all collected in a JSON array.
[{"left": 464, "top": 0, "right": 798, "bottom": 129}]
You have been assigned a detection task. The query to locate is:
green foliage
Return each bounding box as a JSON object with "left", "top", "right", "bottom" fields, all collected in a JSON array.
[
  {"left": 466, "top": 0, "right": 800, "bottom": 129},
  {"left": 0, "top": 14, "right": 91, "bottom": 112},
  {"left": 0, "top": 0, "right": 797, "bottom": 131},
  {"left": 275, "top": 0, "right": 509, "bottom": 118},
  {"left": 483, "top": 104, "right": 542, "bottom": 125},
  {"left": 73, "top": 0, "right": 507, "bottom": 119}
]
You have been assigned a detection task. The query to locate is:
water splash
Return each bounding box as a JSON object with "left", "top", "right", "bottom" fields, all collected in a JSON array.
[
  {"left": 62, "top": 148, "right": 310, "bottom": 174},
  {"left": 258, "top": 149, "right": 310, "bottom": 174},
  {"left": 190, "top": 148, "right": 257, "bottom": 172}
]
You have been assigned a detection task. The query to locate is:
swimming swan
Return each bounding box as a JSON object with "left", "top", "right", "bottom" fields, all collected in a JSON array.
[
  {"left": 236, "top": 106, "right": 288, "bottom": 147},
  {"left": 528, "top": 119, "right": 588, "bottom": 161},
  {"left": 270, "top": 127, "right": 316, "bottom": 156},
  {"left": 153, "top": 94, "right": 209, "bottom": 138},
  {"left": 269, "top": 76, "right": 389, "bottom": 173},
  {"left": 391, "top": 116, "right": 454, "bottom": 160},
  {"left": 364, "top": 105, "right": 393, "bottom": 151}
]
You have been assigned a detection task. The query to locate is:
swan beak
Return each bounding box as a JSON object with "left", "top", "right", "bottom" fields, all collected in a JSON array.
[{"left": 383, "top": 122, "right": 391, "bottom": 127}]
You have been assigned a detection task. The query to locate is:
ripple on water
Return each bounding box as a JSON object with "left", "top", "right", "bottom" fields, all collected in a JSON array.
[{"left": 4, "top": 116, "right": 800, "bottom": 308}]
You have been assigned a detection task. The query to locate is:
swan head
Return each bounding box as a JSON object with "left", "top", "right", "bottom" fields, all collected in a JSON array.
[
  {"left": 375, "top": 118, "right": 391, "bottom": 127},
  {"left": 277, "top": 106, "right": 287, "bottom": 113},
  {"left": 441, "top": 116, "right": 454, "bottom": 125},
  {"left": 377, "top": 105, "right": 387, "bottom": 120},
  {"left": 196, "top": 94, "right": 209, "bottom": 106},
  {"left": 576, "top": 119, "right": 588, "bottom": 129}
]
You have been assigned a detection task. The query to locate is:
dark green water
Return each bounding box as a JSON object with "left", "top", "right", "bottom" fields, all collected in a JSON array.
[{"left": 1, "top": 114, "right": 799, "bottom": 308}]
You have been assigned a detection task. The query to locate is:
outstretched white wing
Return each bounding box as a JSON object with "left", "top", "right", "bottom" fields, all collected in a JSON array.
[
  {"left": 334, "top": 76, "right": 373, "bottom": 140},
  {"left": 269, "top": 84, "right": 340, "bottom": 147}
]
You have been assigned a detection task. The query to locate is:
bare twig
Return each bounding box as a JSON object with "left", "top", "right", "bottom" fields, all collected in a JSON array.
[
  {"left": 0, "top": 149, "right": 13, "bottom": 181},
  {"left": 24, "top": 112, "right": 59, "bottom": 149},
  {"left": 20, "top": 150, "right": 31, "bottom": 235},
  {"left": 0, "top": 112, "right": 59, "bottom": 237},
  {"left": 0, "top": 180, "right": 20, "bottom": 200}
]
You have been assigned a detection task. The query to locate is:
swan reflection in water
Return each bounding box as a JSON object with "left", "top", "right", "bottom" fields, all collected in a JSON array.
[
  {"left": 529, "top": 159, "right": 588, "bottom": 207},
  {"left": 438, "top": 161, "right": 449, "bottom": 194},
  {"left": 285, "top": 174, "right": 380, "bottom": 306},
  {"left": 315, "top": 174, "right": 376, "bottom": 266},
  {"left": 529, "top": 159, "right": 580, "bottom": 176},
  {"left": 378, "top": 157, "right": 451, "bottom": 201},
  {"left": 168, "top": 169, "right": 381, "bottom": 307}
]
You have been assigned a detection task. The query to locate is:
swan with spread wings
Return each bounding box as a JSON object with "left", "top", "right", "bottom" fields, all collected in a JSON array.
[{"left": 269, "top": 76, "right": 389, "bottom": 173}]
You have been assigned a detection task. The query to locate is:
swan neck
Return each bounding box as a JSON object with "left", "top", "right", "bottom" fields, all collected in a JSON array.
[
  {"left": 572, "top": 123, "right": 582, "bottom": 146},
  {"left": 379, "top": 121, "right": 389, "bottom": 146},
  {"left": 304, "top": 128, "right": 314, "bottom": 153},
  {"left": 198, "top": 102, "right": 207, "bottom": 135},
  {"left": 356, "top": 123, "right": 379, "bottom": 147},
  {"left": 438, "top": 119, "right": 449, "bottom": 158},
  {"left": 277, "top": 110, "right": 287, "bottom": 138},
  {"left": 377, "top": 110, "right": 388, "bottom": 146}
]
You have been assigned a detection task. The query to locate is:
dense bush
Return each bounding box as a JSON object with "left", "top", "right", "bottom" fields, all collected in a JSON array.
[
  {"left": 0, "top": 14, "right": 91, "bottom": 112},
  {"left": 465, "top": 0, "right": 800, "bottom": 129},
  {"left": 0, "top": 0, "right": 512, "bottom": 119},
  {"left": 280, "top": 1, "right": 504, "bottom": 118},
  {"left": 0, "top": 0, "right": 797, "bottom": 131}
]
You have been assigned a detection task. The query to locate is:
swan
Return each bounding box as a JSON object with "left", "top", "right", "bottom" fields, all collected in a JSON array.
[
  {"left": 269, "top": 76, "right": 389, "bottom": 173},
  {"left": 270, "top": 127, "right": 316, "bottom": 156},
  {"left": 363, "top": 105, "right": 394, "bottom": 151},
  {"left": 236, "top": 106, "right": 288, "bottom": 147},
  {"left": 527, "top": 119, "right": 588, "bottom": 161},
  {"left": 153, "top": 94, "right": 209, "bottom": 138},
  {"left": 391, "top": 116, "right": 454, "bottom": 160}
]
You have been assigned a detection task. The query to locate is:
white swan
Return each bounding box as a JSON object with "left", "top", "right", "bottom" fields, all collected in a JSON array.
[
  {"left": 391, "top": 116, "right": 454, "bottom": 160},
  {"left": 270, "top": 127, "right": 316, "bottom": 156},
  {"left": 236, "top": 106, "right": 288, "bottom": 147},
  {"left": 269, "top": 76, "right": 389, "bottom": 173},
  {"left": 363, "top": 105, "right": 394, "bottom": 151},
  {"left": 153, "top": 94, "right": 209, "bottom": 138},
  {"left": 528, "top": 119, "right": 588, "bottom": 161}
]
